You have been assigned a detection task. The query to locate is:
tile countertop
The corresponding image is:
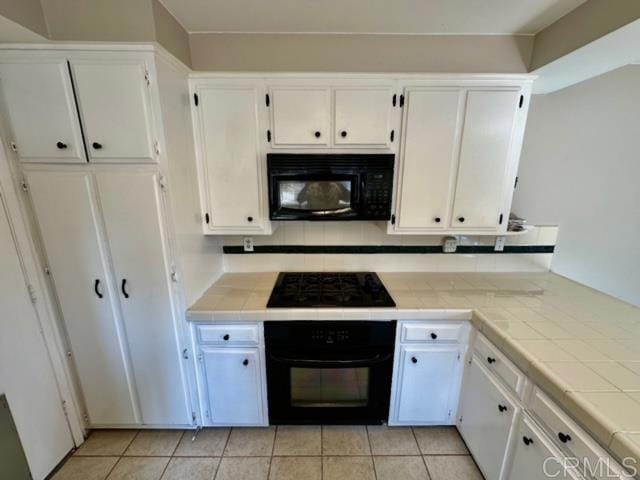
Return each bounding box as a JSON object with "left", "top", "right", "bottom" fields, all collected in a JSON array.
[{"left": 188, "top": 271, "right": 640, "bottom": 468}]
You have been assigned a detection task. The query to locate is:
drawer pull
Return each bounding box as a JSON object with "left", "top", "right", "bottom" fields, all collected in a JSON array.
[
  {"left": 223, "top": 334, "right": 230, "bottom": 341},
  {"left": 430, "top": 332, "right": 438, "bottom": 340},
  {"left": 498, "top": 404, "right": 508, "bottom": 413},
  {"left": 558, "top": 432, "right": 572, "bottom": 444},
  {"left": 411, "top": 356, "right": 418, "bottom": 364},
  {"left": 487, "top": 357, "right": 496, "bottom": 364},
  {"left": 523, "top": 436, "right": 534, "bottom": 446},
  {"left": 242, "top": 358, "right": 249, "bottom": 366}
]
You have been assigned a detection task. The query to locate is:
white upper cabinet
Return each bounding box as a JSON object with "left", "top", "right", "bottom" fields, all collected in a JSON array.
[
  {"left": 69, "top": 57, "right": 157, "bottom": 163},
  {"left": 270, "top": 87, "right": 331, "bottom": 147},
  {"left": 450, "top": 89, "right": 521, "bottom": 230},
  {"left": 394, "top": 89, "right": 462, "bottom": 231},
  {"left": 0, "top": 59, "right": 85, "bottom": 163},
  {"left": 334, "top": 87, "right": 394, "bottom": 147},
  {"left": 192, "top": 81, "right": 270, "bottom": 234}
]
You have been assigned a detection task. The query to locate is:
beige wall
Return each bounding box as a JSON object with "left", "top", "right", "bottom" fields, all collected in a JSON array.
[
  {"left": 189, "top": 33, "right": 533, "bottom": 72},
  {"left": 513, "top": 65, "right": 640, "bottom": 306},
  {"left": 0, "top": 0, "right": 47, "bottom": 37},
  {"left": 530, "top": 0, "right": 640, "bottom": 70},
  {"left": 151, "top": 0, "right": 191, "bottom": 66}
]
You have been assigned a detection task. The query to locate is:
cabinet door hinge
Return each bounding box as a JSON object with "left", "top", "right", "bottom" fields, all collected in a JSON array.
[
  {"left": 519, "top": 94, "right": 524, "bottom": 108},
  {"left": 144, "top": 69, "right": 151, "bottom": 86},
  {"left": 43, "top": 266, "right": 51, "bottom": 275},
  {"left": 182, "top": 348, "right": 189, "bottom": 360},
  {"left": 391, "top": 214, "right": 396, "bottom": 225},
  {"left": 197, "top": 352, "right": 204, "bottom": 362},
  {"left": 392, "top": 94, "right": 397, "bottom": 107},
  {"left": 61, "top": 400, "right": 68, "bottom": 417},
  {"left": 21, "top": 179, "right": 28, "bottom": 192},
  {"left": 194, "top": 93, "right": 199, "bottom": 106},
  {"left": 158, "top": 174, "right": 167, "bottom": 191},
  {"left": 399, "top": 94, "right": 405, "bottom": 107},
  {"left": 499, "top": 213, "right": 504, "bottom": 225},
  {"left": 27, "top": 284, "right": 37, "bottom": 304},
  {"left": 170, "top": 266, "right": 179, "bottom": 283},
  {"left": 154, "top": 141, "right": 161, "bottom": 157},
  {"left": 448, "top": 409, "right": 452, "bottom": 418},
  {"left": 390, "top": 130, "right": 395, "bottom": 142},
  {"left": 267, "top": 130, "right": 271, "bottom": 142},
  {"left": 10, "top": 141, "right": 18, "bottom": 152},
  {"left": 265, "top": 93, "right": 270, "bottom": 107},
  {"left": 192, "top": 411, "right": 197, "bottom": 424},
  {"left": 514, "top": 176, "right": 519, "bottom": 189},
  {"left": 457, "top": 352, "right": 461, "bottom": 361},
  {"left": 205, "top": 213, "right": 210, "bottom": 224}
]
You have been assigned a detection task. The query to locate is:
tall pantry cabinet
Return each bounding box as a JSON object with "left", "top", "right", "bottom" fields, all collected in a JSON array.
[{"left": 0, "top": 46, "right": 203, "bottom": 428}]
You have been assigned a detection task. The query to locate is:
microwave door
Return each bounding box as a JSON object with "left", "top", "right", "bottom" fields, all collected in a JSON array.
[{"left": 272, "top": 176, "right": 358, "bottom": 219}]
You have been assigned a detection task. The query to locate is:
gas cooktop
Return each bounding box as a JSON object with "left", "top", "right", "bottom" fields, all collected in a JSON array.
[{"left": 266, "top": 272, "right": 396, "bottom": 308}]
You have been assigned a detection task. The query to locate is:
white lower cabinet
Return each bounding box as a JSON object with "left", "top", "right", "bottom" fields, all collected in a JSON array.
[
  {"left": 200, "top": 346, "right": 266, "bottom": 426},
  {"left": 458, "top": 356, "right": 519, "bottom": 480},
  {"left": 506, "top": 415, "right": 583, "bottom": 480}
]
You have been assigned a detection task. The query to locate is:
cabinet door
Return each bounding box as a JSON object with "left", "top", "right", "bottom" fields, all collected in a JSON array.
[
  {"left": 458, "top": 356, "right": 518, "bottom": 480},
  {"left": 395, "top": 89, "right": 462, "bottom": 231},
  {"left": 96, "top": 172, "right": 190, "bottom": 425},
  {"left": 0, "top": 60, "right": 85, "bottom": 163},
  {"left": 194, "top": 85, "right": 266, "bottom": 233},
  {"left": 334, "top": 87, "right": 393, "bottom": 146},
  {"left": 451, "top": 89, "right": 520, "bottom": 230},
  {"left": 393, "top": 345, "right": 461, "bottom": 425},
  {"left": 507, "top": 415, "right": 583, "bottom": 480},
  {"left": 270, "top": 87, "right": 330, "bottom": 146},
  {"left": 26, "top": 171, "right": 137, "bottom": 425},
  {"left": 70, "top": 58, "right": 156, "bottom": 163},
  {"left": 201, "top": 347, "right": 265, "bottom": 425}
]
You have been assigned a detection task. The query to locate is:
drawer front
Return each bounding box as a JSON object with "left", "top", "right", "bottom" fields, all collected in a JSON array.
[
  {"left": 474, "top": 334, "right": 525, "bottom": 396},
  {"left": 400, "top": 322, "right": 464, "bottom": 343},
  {"left": 197, "top": 324, "right": 260, "bottom": 345},
  {"left": 530, "top": 388, "right": 633, "bottom": 480}
]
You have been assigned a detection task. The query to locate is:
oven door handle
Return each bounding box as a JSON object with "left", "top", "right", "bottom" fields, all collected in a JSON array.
[{"left": 267, "top": 352, "right": 392, "bottom": 368}]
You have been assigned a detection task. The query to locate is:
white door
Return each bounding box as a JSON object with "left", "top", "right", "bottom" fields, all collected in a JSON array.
[
  {"left": 270, "top": 87, "right": 330, "bottom": 146},
  {"left": 458, "top": 356, "right": 518, "bottom": 480},
  {"left": 0, "top": 191, "right": 74, "bottom": 479},
  {"left": 507, "top": 415, "right": 582, "bottom": 480},
  {"left": 393, "top": 345, "right": 461, "bottom": 425},
  {"left": 96, "top": 172, "right": 190, "bottom": 425},
  {"left": 26, "top": 171, "right": 138, "bottom": 426},
  {"left": 0, "top": 60, "right": 85, "bottom": 163},
  {"left": 201, "top": 347, "right": 264, "bottom": 426},
  {"left": 451, "top": 89, "right": 520, "bottom": 230},
  {"left": 70, "top": 58, "right": 156, "bottom": 163},
  {"left": 334, "top": 87, "right": 394, "bottom": 147},
  {"left": 395, "top": 89, "right": 462, "bottom": 231},
  {"left": 195, "top": 85, "right": 266, "bottom": 232}
]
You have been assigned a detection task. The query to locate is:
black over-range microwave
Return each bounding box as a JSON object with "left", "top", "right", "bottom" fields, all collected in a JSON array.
[{"left": 267, "top": 154, "right": 394, "bottom": 221}]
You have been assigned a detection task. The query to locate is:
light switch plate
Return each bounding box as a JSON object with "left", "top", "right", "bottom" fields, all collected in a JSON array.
[
  {"left": 243, "top": 237, "right": 254, "bottom": 252},
  {"left": 443, "top": 236, "right": 457, "bottom": 253}
]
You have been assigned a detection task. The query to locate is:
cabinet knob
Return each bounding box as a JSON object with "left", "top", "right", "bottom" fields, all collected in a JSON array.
[
  {"left": 434, "top": 217, "right": 441, "bottom": 223},
  {"left": 458, "top": 217, "right": 465, "bottom": 223},
  {"left": 56, "top": 141, "right": 68, "bottom": 149},
  {"left": 487, "top": 357, "right": 496, "bottom": 364},
  {"left": 92, "top": 142, "right": 103, "bottom": 150},
  {"left": 411, "top": 356, "right": 418, "bottom": 364},
  {"left": 223, "top": 334, "right": 230, "bottom": 341},
  {"left": 340, "top": 130, "right": 347, "bottom": 138},
  {"left": 523, "top": 436, "right": 534, "bottom": 446},
  {"left": 558, "top": 432, "right": 572, "bottom": 444},
  {"left": 430, "top": 332, "right": 438, "bottom": 340},
  {"left": 314, "top": 131, "right": 321, "bottom": 138},
  {"left": 498, "top": 404, "right": 508, "bottom": 413},
  {"left": 242, "top": 359, "right": 249, "bottom": 366},
  {"left": 247, "top": 216, "right": 253, "bottom": 222}
]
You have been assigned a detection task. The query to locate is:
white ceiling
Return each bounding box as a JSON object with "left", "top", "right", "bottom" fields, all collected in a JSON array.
[{"left": 160, "top": 0, "right": 587, "bottom": 35}]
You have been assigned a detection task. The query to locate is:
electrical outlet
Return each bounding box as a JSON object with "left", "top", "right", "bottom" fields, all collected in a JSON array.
[
  {"left": 243, "top": 237, "right": 254, "bottom": 252},
  {"left": 443, "top": 236, "right": 457, "bottom": 253},
  {"left": 495, "top": 236, "right": 506, "bottom": 252}
]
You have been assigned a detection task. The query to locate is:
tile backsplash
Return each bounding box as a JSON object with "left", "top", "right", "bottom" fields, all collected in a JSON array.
[{"left": 222, "top": 222, "right": 558, "bottom": 273}]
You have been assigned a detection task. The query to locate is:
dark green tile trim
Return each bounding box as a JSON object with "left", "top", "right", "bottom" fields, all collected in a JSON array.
[{"left": 222, "top": 245, "right": 555, "bottom": 254}]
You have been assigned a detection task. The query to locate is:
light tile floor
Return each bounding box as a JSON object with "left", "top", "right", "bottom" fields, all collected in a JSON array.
[{"left": 52, "top": 425, "right": 484, "bottom": 480}]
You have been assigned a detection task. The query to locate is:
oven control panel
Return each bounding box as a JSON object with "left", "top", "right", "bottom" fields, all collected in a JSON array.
[{"left": 311, "top": 328, "right": 351, "bottom": 344}]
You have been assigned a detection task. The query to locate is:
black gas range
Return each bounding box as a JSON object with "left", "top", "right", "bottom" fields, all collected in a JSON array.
[{"left": 266, "top": 271, "right": 396, "bottom": 308}]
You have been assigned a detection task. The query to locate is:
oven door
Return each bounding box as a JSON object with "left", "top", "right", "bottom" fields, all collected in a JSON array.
[
  {"left": 269, "top": 173, "right": 361, "bottom": 220},
  {"left": 266, "top": 348, "right": 394, "bottom": 424}
]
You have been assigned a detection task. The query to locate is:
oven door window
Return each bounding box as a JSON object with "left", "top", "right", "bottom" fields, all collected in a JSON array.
[
  {"left": 290, "top": 367, "right": 369, "bottom": 407},
  {"left": 278, "top": 180, "right": 353, "bottom": 214}
]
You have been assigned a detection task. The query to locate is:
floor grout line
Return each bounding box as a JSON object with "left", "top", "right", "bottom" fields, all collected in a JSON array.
[{"left": 365, "top": 425, "right": 378, "bottom": 480}]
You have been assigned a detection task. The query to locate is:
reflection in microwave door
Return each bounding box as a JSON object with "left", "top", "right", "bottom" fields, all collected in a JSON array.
[{"left": 298, "top": 181, "right": 350, "bottom": 210}]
